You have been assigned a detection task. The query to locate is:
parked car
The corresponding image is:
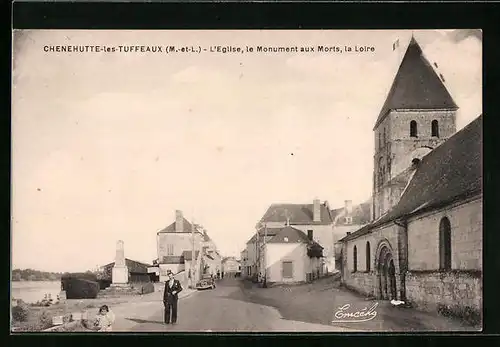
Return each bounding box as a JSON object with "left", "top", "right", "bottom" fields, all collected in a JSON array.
[{"left": 195, "top": 274, "right": 216, "bottom": 290}]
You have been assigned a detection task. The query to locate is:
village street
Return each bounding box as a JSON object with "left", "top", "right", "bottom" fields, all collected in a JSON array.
[
  {"left": 111, "top": 277, "right": 478, "bottom": 332},
  {"left": 121, "top": 278, "right": 355, "bottom": 332}
]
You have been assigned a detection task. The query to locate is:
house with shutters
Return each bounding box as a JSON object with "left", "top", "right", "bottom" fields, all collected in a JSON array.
[
  {"left": 257, "top": 199, "right": 335, "bottom": 275},
  {"left": 334, "top": 36, "right": 482, "bottom": 323},
  {"left": 243, "top": 199, "right": 330, "bottom": 283},
  {"left": 152, "top": 210, "right": 220, "bottom": 284},
  {"left": 258, "top": 225, "right": 324, "bottom": 284}
]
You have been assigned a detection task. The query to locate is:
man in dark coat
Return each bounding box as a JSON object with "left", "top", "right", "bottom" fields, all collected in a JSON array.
[{"left": 163, "top": 271, "right": 183, "bottom": 324}]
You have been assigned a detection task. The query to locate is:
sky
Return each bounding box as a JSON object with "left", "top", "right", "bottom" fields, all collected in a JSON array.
[{"left": 11, "top": 30, "right": 482, "bottom": 272}]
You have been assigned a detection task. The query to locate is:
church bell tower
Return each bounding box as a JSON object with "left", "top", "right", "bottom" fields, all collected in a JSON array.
[{"left": 372, "top": 36, "right": 458, "bottom": 221}]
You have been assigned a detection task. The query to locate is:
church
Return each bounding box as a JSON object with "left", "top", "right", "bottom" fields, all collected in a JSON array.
[{"left": 335, "top": 36, "right": 482, "bottom": 323}]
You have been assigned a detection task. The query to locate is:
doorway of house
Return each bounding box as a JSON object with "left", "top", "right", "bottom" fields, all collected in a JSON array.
[{"left": 377, "top": 246, "right": 397, "bottom": 300}]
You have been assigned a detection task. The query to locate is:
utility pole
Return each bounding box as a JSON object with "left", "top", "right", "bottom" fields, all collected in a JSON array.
[
  {"left": 191, "top": 217, "right": 195, "bottom": 289},
  {"left": 263, "top": 222, "right": 267, "bottom": 288}
]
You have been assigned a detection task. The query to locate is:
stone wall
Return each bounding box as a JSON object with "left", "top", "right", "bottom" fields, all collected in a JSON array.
[
  {"left": 341, "top": 222, "right": 406, "bottom": 299},
  {"left": 405, "top": 270, "right": 482, "bottom": 322},
  {"left": 343, "top": 271, "right": 376, "bottom": 297},
  {"left": 407, "top": 197, "right": 482, "bottom": 271}
]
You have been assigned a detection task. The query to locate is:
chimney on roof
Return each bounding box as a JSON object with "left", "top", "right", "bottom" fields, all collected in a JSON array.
[
  {"left": 313, "top": 199, "right": 321, "bottom": 222},
  {"left": 346, "top": 232, "right": 351, "bottom": 236},
  {"left": 175, "top": 210, "right": 183, "bottom": 232},
  {"left": 344, "top": 200, "right": 353, "bottom": 216}
]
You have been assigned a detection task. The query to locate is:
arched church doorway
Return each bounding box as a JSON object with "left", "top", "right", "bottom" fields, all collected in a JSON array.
[{"left": 377, "top": 245, "right": 397, "bottom": 300}]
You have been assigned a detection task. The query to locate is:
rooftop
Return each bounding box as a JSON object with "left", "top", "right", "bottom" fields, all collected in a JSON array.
[
  {"left": 260, "top": 202, "right": 333, "bottom": 225},
  {"left": 330, "top": 201, "right": 371, "bottom": 226},
  {"left": 374, "top": 36, "right": 458, "bottom": 130}
]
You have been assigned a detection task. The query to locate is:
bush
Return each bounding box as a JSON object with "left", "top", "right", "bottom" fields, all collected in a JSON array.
[
  {"left": 12, "top": 303, "right": 30, "bottom": 322},
  {"left": 61, "top": 272, "right": 98, "bottom": 290},
  {"left": 63, "top": 278, "right": 99, "bottom": 299},
  {"left": 38, "top": 310, "right": 53, "bottom": 330},
  {"left": 437, "top": 304, "right": 481, "bottom": 326}
]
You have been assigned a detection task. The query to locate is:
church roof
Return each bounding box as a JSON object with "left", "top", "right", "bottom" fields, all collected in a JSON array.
[
  {"left": 260, "top": 202, "right": 333, "bottom": 225},
  {"left": 342, "top": 114, "right": 482, "bottom": 242},
  {"left": 374, "top": 36, "right": 458, "bottom": 130}
]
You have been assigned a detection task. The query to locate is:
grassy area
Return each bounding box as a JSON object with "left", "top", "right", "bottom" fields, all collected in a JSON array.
[{"left": 11, "top": 297, "right": 133, "bottom": 332}]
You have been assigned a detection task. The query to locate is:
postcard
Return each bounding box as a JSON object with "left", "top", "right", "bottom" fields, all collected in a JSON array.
[{"left": 11, "top": 29, "right": 482, "bottom": 333}]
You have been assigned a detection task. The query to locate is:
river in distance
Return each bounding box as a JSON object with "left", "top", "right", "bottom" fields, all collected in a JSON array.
[{"left": 11, "top": 281, "right": 61, "bottom": 304}]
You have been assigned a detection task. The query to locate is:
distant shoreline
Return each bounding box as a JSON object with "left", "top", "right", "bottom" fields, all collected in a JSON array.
[{"left": 12, "top": 279, "right": 61, "bottom": 282}]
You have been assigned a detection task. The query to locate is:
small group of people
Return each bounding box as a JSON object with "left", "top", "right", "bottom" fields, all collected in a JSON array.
[{"left": 216, "top": 270, "right": 224, "bottom": 279}]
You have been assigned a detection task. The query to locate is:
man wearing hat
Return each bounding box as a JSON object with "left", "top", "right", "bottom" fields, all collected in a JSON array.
[{"left": 163, "top": 271, "right": 183, "bottom": 324}]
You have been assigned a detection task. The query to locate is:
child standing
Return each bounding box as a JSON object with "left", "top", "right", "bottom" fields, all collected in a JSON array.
[{"left": 93, "top": 305, "right": 115, "bottom": 332}]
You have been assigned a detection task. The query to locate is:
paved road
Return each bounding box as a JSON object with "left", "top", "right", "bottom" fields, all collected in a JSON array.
[{"left": 121, "top": 278, "right": 357, "bottom": 332}]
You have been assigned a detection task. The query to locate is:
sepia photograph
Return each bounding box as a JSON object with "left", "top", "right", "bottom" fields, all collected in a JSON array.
[{"left": 11, "top": 29, "right": 482, "bottom": 333}]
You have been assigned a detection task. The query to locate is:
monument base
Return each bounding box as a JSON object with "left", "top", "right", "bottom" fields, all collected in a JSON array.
[
  {"left": 110, "top": 283, "right": 131, "bottom": 288},
  {"left": 112, "top": 266, "right": 129, "bottom": 285}
]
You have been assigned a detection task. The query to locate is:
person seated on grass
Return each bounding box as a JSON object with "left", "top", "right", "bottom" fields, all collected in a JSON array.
[{"left": 93, "top": 305, "right": 115, "bottom": 332}]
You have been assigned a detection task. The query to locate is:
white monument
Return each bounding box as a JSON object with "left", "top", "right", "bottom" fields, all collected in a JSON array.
[{"left": 112, "top": 240, "right": 129, "bottom": 286}]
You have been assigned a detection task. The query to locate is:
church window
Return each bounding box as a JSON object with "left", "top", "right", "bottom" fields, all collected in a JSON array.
[
  {"left": 432, "top": 120, "right": 439, "bottom": 137},
  {"left": 383, "top": 128, "right": 387, "bottom": 144},
  {"left": 366, "top": 242, "right": 371, "bottom": 271},
  {"left": 439, "top": 217, "right": 452, "bottom": 270},
  {"left": 410, "top": 120, "right": 418, "bottom": 137},
  {"left": 378, "top": 133, "right": 382, "bottom": 149},
  {"left": 353, "top": 245, "right": 358, "bottom": 272}
]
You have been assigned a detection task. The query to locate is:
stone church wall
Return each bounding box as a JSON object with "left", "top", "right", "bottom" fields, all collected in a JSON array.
[
  {"left": 404, "top": 196, "right": 482, "bottom": 321},
  {"left": 340, "top": 223, "right": 404, "bottom": 298},
  {"left": 405, "top": 270, "right": 481, "bottom": 323}
]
